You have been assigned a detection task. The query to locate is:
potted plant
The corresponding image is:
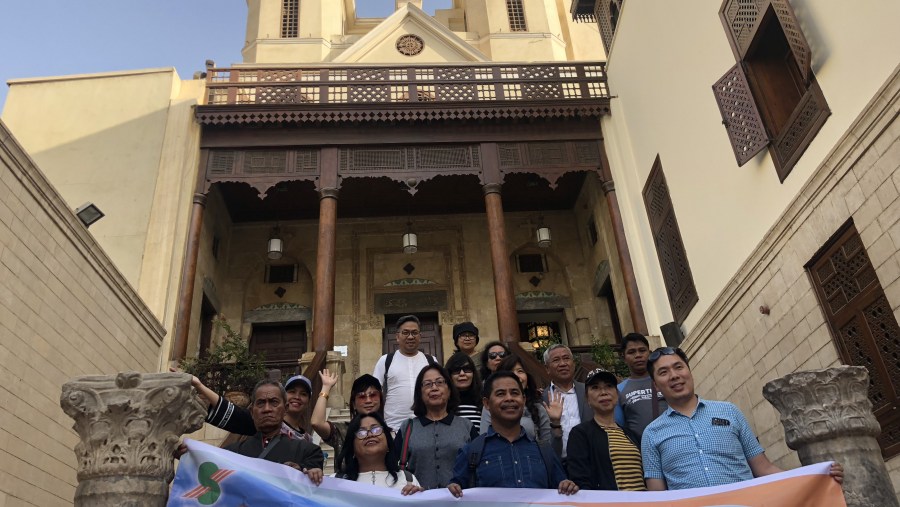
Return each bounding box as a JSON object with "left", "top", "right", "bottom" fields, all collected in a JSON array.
[
  {"left": 180, "top": 316, "right": 266, "bottom": 408},
  {"left": 590, "top": 339, "right": 630, "bottom": 379}
]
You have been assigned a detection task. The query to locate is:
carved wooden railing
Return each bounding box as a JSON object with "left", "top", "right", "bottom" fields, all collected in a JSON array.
[{"left": 202, "top": 62, "right": 609, "bottom": 106}]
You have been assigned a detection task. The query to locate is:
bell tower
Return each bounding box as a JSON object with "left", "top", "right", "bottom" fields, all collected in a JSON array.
[{"left": 243, "top": 0, "right": 347, "bottom": 64}]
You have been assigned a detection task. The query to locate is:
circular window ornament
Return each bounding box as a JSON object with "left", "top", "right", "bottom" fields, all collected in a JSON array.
[{"left": 396, "top": 35, "right": 424, "bottom": 56}]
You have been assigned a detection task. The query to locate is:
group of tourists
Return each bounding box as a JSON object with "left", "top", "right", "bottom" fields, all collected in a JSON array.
[{"left": 183, "top": 315, "right": 844, "bottom": 497}]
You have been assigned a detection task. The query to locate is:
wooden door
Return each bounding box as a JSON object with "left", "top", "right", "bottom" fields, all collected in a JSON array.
[{"left": 250, "top": 323, "right": 307, "bottom": 374}]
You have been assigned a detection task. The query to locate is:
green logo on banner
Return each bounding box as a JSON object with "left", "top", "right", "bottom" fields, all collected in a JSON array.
[{"left": 182, "top": 461, "right": 235, "bottom": 505}]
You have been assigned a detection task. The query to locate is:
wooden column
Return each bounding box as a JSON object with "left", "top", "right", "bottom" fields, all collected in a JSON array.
[
  {"left": 481, "top": 143, "right": 520, "bottom": 343},
  {"left": 598, "top": 140, "right": 648, "bottom": 335},
  {"left": 171, "top": 192, "right": 207, "bottom": 361},
  {"left": 311, "top": 147, "right": 339, "bottom": 353}
]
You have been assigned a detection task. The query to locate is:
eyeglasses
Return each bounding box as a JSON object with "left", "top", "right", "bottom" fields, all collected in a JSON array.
[
  {"left": 355, "top": 391, "right": 380, "bottom": 401},
  {"left": 488, "top": 351, "right": 507, "bottom": 360},
  {"left": 355, "top": 426, "right": 385, "bottom": 440},
  {"left": 450, "top": 367, "right": 473, "bottom": 375},
  {"left": 399, "top": 330, "right": 420, "bottom": 337},
  {"left": 648, "top": 347, "right": 680, "bottom": 362},
  {"left": 422, "top": 378, "right": 447, "bottom": 389},
  {"left": 458, "top": 333, "right": 477, "bottom": 339}
]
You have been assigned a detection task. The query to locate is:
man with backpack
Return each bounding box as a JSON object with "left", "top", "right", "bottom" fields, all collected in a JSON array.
[
  {"left": 447, "top": 371, "right": 578, "bottom": 497},
  {"left": 372, "top": 315, "right": 436, "bottom": 432}
]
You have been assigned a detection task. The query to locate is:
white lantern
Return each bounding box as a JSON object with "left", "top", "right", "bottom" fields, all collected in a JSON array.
[
  {"left": 403, "top": 232, "right": 418, "bottom": 254},
  {"left": 536, "top": 226, "right": 552, "bottom": 248},
  {"left": 267, "top": 228, "right": 283, "bottom": 260}
]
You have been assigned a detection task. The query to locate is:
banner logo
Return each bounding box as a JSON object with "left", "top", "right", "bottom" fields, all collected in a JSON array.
[{"left": 181, "top": 461, "right": 234, "bottom": 505}]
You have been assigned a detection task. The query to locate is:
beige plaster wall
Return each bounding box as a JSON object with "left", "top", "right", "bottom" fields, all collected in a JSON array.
[
  {"left": 601, "top": 1, "right": 900, "bottom": 333},
  {"left": 1, "top": 69, "right": 205, "bottom": 307},
  {"left": 0, "top": 122, "right": 164, "bottom": 506}
]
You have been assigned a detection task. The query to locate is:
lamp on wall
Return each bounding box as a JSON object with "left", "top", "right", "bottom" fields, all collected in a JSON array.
[
  {"left": 75, "top": 202, "right": 104, "bottom": 228},
  {"left": 402, "top": 221, "right": 418, "bottom": 254},
  {"left": 267, "top": 226, "right": 283, "bottom": 260}
]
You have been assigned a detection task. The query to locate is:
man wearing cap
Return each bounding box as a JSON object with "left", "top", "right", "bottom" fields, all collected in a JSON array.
[
  {"left": 372, "top": 315, "right": 437, "bottom": 432},
  {"left": 224, "top": 380, "right": 324, "bottom": 481},
  {"left": 452, "top": 322, "right": 480, "bottom": 361},
  {"left": 566, "top": 368, "right": 644, "bottom": 491},
  {"left": 615, "top": 332, "right": 667, "bottom": 443},
  {"left": 642, "top": 347, "right": 844, "bottom": 491}
]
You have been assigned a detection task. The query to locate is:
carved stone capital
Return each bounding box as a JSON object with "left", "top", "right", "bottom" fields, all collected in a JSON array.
[
  {"left": 763, "top": 366, "right": 880, "bottom": 448},
  {"left": 192, "top": 193, "right": 208, "bottom": 206},
  {"left": 61, "top": 372, "right": 207, "bottom": 506},
  {"left": 763, "top": 366, "right": 898, "bottom": 507}
]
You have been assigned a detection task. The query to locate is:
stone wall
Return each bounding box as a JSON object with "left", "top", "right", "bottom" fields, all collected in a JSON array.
[
  {"left": 0, "top": 121, "right": 165, "bottom": 506},
  {"left": 683, "top": 66, "right": 900, "bottom": 497}
]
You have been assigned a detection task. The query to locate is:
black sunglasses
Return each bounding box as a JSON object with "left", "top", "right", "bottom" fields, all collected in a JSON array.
[
  {"left": 488, "top": 351, "right": 508, "bottom": 360},
  {"left": 648, "top": 347, "right": 681, "bottom": 363}
]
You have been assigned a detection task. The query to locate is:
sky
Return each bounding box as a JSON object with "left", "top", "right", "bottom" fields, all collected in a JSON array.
[{"left": 0, "top": 0, "right": 452, "bottom": 110}]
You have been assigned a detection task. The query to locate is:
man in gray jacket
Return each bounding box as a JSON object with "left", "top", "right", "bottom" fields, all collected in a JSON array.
[{"left": 541, "top": 344, "right": 591, "bottom": 461}]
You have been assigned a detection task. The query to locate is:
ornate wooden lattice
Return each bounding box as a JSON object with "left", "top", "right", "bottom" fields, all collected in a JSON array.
[
  {"left": 712, "top": 63, "right": 769, "bottom": 166},
  {"left": 498, "top": 141, "right": 601, "bottom": 188},
  {"left": 205, "top": 149, "right": 320, "bottom": 194},
  {"left": 715, "top": 0, "right": 826, "bottom": 178},
  {"left": 281, "top": 0, "right": 299, "bottom": 38},
  {"left": 593, "top": 0, "right": 623, "bottom": 55},
  {"left": 642, "top": 156, "right": 698, "bottom": 324},
  {"left": 771, "top": 81, "right": 830, "bottom": 181},
  {"left": 808, "top": 223, "right": 900, "bottom": 459},
  {"left": 506, "top": 0, "right": 528, "bottom": 32}
]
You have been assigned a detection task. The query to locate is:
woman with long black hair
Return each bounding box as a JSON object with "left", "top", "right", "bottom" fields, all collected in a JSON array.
[
  {"left": 332, "top": 412, "right": 423, "bottom": 494},
  {"left": 444, "top": 352, "right": 482, "bottom": 432}
]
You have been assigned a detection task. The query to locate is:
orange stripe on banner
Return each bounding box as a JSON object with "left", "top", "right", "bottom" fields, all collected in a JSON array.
[
  {"left": 540, "top": 475, "right": 846, "bottom": 507},
  {"left": 184, "top": 486, "right": 209, "bottom": 499}
]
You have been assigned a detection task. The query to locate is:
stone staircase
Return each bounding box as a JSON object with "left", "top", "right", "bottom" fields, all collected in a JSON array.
[{"left": 316, "top": 406, "right": 352, "bottom": 474}]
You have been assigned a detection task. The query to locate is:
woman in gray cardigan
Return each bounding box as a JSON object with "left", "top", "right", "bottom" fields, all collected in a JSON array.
[{"left": 394, "top": 364, "right": 474, "bottom": 489}]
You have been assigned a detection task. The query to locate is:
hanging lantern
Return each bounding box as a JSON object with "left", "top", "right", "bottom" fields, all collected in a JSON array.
[
  {"left": 267, "top": 226, "right": 283, "bottom": 260},
  {"left": 536, "top": 223, "right": 552, "bottom": 249},
  {"left": 403, "top": 222, "right": 418, "bottom": 254}
]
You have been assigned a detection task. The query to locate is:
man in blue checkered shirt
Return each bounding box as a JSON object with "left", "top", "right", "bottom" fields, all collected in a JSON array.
[{"left": 641, "top": 347, "right": 844, "bottom": 491}]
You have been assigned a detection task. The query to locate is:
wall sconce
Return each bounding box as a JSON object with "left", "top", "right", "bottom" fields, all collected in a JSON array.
[
  {"left": 267, "top": 226, "right": 283, "bottom": 260},
  {"left": 402, "top": 221, "right": 418, "bottom": 254},
  {"left": 75, "top": 202, "right": 104, "bottom": 228}
]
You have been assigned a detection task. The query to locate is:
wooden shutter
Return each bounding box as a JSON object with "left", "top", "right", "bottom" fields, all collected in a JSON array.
[
  {"left": 720, "top": 0, "right": 812, "bottom": 83},
  {"left": 770, "top": 80, "right": 830, "bottom": 181},
  {"left": 594, "top": 0, "right": 614, "bottom": 55},
  {"left": 770, "top": 0, "right": 812, "bottom": 83},
  {"left": 719, "top": 0, "right": 767, "bottom": 60},
  {"left": 642, "top": 156, "right": 698, "bottom": 324},
  {"left": 808, "top": 223, "right": 900, "bottom": 459},
  {"left": 712, "top": 63, "right": 769, "bottom": 166}
]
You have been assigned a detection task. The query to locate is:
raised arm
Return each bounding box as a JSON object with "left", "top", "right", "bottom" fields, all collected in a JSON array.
[{"left": 311, "top": 369, "right": 339, "bottom": 440}]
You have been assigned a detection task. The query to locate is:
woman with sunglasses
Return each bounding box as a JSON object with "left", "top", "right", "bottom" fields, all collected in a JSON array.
[
  {"left": 444, "top": 352, "right": 482, "bottom": 432},
  {"left": 311, "top": 370, "right": 384, "bottom": 459},
  {"left": 478, "top": 341, "right": 510, "bottom": 384},
  {"left": 394, "top": 364, "right": 474, "bottom": 489},
  {"left": 332, "top": 413, "right": 424, "bottom": 495},
  {"left": 479, "top": 354, "right": 564, "bottom": 456}
]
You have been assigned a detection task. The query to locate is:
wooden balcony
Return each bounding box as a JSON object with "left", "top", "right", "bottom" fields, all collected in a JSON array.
[{"left": 196, "top": 62, "right": 610, "bottom": 125}]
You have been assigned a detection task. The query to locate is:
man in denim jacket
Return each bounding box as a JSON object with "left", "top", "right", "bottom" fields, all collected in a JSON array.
[{"left": 447, "top": 371, "right": 577, "bottom": 497}]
